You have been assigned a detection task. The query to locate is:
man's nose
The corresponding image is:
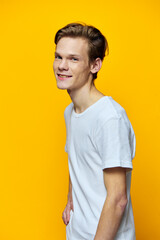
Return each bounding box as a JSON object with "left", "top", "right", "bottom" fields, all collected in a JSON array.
[{"left": 58, "top": 59, "right": 69, "bottom": 71}]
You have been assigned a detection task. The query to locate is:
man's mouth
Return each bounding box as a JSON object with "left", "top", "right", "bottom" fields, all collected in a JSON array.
[{"left": 57, "top": 74, "right": 72, "bottom": 79}]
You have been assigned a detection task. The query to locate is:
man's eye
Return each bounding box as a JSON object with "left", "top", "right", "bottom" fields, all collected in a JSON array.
[
  {"left": 71, "top": 57, "right": 78, "bottom": 61},
  {"left": 55, "top": 55, "right": 62, "bottom": 59}
]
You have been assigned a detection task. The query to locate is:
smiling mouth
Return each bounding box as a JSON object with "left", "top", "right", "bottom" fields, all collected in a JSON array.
[{"left": 57, "top": 74, "right": 72, "bottom": 78}]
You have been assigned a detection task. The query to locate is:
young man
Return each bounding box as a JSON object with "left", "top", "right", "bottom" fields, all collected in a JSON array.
[{"left": 53, "top": 23, "right": 136, "bottom": 240}]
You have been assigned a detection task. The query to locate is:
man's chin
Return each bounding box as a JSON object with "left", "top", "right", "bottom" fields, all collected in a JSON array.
[
  {"left": 57, "top": 85, "right": 68, "bottom": 90},
  {"left": 56, "top": 83, "right": 72, "bottom": 92}
]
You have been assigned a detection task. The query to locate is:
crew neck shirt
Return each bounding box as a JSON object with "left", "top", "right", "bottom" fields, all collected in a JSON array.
[{"left": 64, "top": 96, "right": 136, "bottom": 240}]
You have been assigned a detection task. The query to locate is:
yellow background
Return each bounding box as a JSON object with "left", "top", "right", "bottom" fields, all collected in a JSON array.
[{"left": 0, "top": 0, "right": 160, "bottom": 239}]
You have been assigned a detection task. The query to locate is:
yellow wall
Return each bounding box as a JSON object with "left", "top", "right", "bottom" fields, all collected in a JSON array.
[{"left": 0, "top": 0, "right": 160, "bottom": 239}]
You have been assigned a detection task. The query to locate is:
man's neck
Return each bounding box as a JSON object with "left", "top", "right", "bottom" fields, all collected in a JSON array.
[{"left": 67, "top": 83, "right": 105, "bottom": 114}]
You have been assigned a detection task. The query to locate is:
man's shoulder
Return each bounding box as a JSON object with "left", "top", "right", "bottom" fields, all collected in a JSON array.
[
  {"left": 96, "top": 96, "right": 127, "bottom": 123},
  {"left": 94, "top": 97, "right": 134, "bottom": 139}
]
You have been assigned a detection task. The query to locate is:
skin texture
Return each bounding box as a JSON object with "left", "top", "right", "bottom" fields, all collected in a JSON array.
[
  {"left": 53, "top": 37, "right": 103, "bottom": 114},
  {"left": 53, "top": 37, "right": 93, "bottom": 92},
  {"left": 53, "top": 37, "right": 128, "bottom": 239}
]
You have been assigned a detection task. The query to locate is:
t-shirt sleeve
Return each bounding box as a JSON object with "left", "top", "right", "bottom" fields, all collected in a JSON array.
[{"left": 95, "top": 117, "right": 135, "bottom": 170}]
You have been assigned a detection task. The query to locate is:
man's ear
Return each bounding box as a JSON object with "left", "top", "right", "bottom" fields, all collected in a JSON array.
[{"left": 90, "top": 58, "right": 102, "bottom": 74}]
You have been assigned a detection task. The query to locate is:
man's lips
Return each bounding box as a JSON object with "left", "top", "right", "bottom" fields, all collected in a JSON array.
[{"left": 57, "top": 73, "right": 72, "bottom": 79}]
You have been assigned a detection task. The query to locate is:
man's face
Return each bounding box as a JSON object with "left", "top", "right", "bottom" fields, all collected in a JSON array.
[{"left": 53, "top": 37, "right": 93, "bottom": 91}]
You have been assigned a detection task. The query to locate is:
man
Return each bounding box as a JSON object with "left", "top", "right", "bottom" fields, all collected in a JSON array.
[{"left": 53, "top": 23, "right": 136, "bottom": 240}]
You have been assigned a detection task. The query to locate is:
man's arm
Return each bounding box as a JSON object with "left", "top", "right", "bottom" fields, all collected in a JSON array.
[
  {"left": 62, "top": 174, "right": 74, "bottom": 225},
  {"left": 94, "top": 167, "right": 128, "bottom": 240}
]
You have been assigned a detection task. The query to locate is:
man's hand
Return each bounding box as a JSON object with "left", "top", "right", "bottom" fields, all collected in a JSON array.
[{"left": 62, "top": 199, "right": 74, "bottom": 225}]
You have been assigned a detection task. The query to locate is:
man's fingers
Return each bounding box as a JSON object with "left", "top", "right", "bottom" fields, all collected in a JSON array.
[
  {"left": 62, "top": 204, "right": 73, "bottom": 225},
  {"left": 66, "top": 208, "right": 70, "bottom": 224},
  {"left": 63, "top": 210, "right": 67, "bottom": 225}
]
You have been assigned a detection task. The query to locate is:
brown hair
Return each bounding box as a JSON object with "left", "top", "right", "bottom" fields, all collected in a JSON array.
[{"left": 54, "top": 23, "right": 109, "bottom": 80}]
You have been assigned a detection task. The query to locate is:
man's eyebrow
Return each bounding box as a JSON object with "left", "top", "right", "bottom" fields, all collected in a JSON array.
[
  {"left": 55, "top": 52, "right": 81, "bottom": 57},
  {"left": 68, "top": 54, "right": 81, "bottom": 57}
]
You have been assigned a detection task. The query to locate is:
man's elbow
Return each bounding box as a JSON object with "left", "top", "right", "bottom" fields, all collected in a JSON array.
[{"left": 116, "top": 194, "right": 128, "bottom": 213}]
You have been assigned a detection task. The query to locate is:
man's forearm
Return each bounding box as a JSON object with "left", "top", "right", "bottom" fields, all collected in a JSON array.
[{"left": 94, "top": 195, "right": 127, "bottom": 240}]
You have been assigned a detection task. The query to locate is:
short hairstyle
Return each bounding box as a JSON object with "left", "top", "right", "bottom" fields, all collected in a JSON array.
[{"left": 54, "top": 23, "right": 109, "bottom": 80}]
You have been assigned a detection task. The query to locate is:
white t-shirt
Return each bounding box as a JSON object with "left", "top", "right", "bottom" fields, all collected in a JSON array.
[{"left": 64, "top": 96, "right": 136, "bottom": 240}]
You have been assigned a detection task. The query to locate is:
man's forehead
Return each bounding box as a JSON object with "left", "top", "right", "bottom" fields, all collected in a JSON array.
[
  {"left": 56, "top": 37, "right": 89, "bottom": 53},
  {"left": 57, "top": 36, "right": 88, "bottom": 44}
]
